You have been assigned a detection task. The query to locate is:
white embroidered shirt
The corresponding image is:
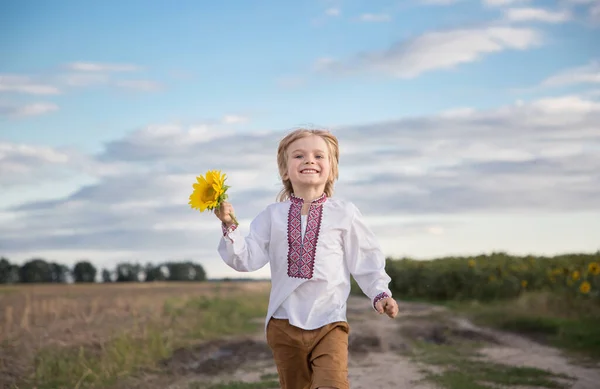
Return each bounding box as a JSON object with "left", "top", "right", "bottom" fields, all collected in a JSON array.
[{"left": 217, "top": 194, "right": 392, "bottom": 332}]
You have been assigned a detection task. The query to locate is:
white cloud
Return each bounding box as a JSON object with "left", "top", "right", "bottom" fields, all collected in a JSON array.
[
  {"left": 427, "top": 226, "right": 445, "bottom": 235},
  {"left": 114, "top": 80, "right": 162, "bottom": 92},
  {"left": 590, "top": 2, "right": 600, "bottom": 22},
  {"left": 19, "top": 103, "right": 58, "bottom": 117},
  {"left": 313, "top": 57, "right": 337, "bottom": 72},
  {"left": 0, "top": 142, "right": 69, "bottom": 164},
  {"left": 421, "top": 0, "right": 462, "bottom": 4},
  {"left": 316, "top": 26, "right": 542, "bottom": 78},
  {"left": 2, "top": 93, "right": 599, "bottom": 274},
  {"left": 565, "top": 0, "right": 600, "bottom": 4},
  {"left": 325, "top": 7, "right": 340, "bottom": 16},
  {"left": 0, "top": 142, "right": 72, "bottom": 186},
  {"left": 1, "top": 62, "right": 161, "bottom": 100},
  {"left": 0, "top": 140, "right": 142, "bottom": 189},
  {"left": 483, "top": 0, "right": 530, "bottom": 7},
  {"left": 583, "top": 88, "right": 600, "bottom": 97},
  {"left": 6, "top": 94, "right": 600, "bottom": 209},
  {"left": 57, "top": 62, "right": 162, "bottom": 93},
  {"left": 540, "top": 61, "right": 600, "bottom": 87},
  {"left": 0, "top": 75, "right": 61, "bottom": 95},
  {"left": 504, "top": 7, "right": 571, "bottom": 23},
  {"left": 222, "top": 114, "right": 250, "bottom": 124},
  {"left": 358, "top": 13, "right": 391, "bottom": 22},
  {"left": 528, "top": 95, "right": 600, "bottom": 113},
  {"left": 61, "top": 73, "right": 111, "bottom": 87},
  {"left": 66, "top": 62, "right": 140, "bottom": 72},
  {"left": 440, "top": 107, "right": 478, "bottom": 118},
  {"left": 0, "top": 102, "right": 59, "bottom": 117},
  {"left": 96, "top": 123, "right": 241, "bottom": 167}
]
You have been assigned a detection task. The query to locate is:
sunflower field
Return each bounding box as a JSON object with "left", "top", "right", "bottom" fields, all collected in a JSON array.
[{"left": 382, "top": 252, "right": 600, "bottom": 303}]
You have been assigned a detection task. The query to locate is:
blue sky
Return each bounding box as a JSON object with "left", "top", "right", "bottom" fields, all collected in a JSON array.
[{"left": 1, "top": 0, "right": 599, "bottom": 279}]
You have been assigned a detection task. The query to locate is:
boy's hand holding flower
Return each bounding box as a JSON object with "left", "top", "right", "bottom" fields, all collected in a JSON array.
[
  {"left": 188, "top": 169, "right": 238, "bottom": 226},
  {"left": 375, "top": 297, "right": 399, "bottom": 318},
  {"left": 215, "top": 201, "right": 236, "bottom": 227}
]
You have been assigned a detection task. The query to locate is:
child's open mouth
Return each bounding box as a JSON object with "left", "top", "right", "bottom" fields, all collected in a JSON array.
[{"left": 300, "top": 169, "right": 319, "bottom": 174}]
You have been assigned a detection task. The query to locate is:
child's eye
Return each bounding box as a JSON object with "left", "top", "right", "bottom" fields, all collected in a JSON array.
[
  {"left": 316, "top": 155, "right": 324, "bottom": 159},
  {"left": 294, "top": 155, "right": 303, "bottom": 159}
]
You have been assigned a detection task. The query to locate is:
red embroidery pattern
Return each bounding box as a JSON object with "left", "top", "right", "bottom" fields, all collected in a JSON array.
[
  {"left": 373, "top": 292, "right": 390, "bottom": 309},
  {"left": 221, "top": 223, "right": 238, "bottom": 243},
  {"left": 287, "top": 193, "right": 327, "bottom": 279}
]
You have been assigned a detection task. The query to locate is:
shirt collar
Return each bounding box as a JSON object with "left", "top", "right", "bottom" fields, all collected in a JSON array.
[{"left": 290, "top": 192, "right": 327, "bottom": 206}]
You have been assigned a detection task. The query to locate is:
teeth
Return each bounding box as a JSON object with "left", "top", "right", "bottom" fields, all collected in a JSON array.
[{"left": 301, "top": 169, "right": 318, "bottom": 173}]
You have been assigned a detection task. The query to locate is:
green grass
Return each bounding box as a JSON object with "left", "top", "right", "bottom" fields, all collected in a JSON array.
[
  {"left": 410, "top": 341, "right": 482, "bottom": 366},
  {"left": 0, "top": 286, "right": 17, "bottom": 295},
  {"left": 428, "top": 362, "right": 570, "bottom": 389},
  {"left": 180, "top": 295, "right": 266, "bottom": 339},
  {"left": 485, "top": 315, "right": 600, "bottom": 357},
  {"left": 32, "top": 326, "right": 172, "bottom": 389},
  {"left": 187, "top": 370, "right": 280, "bottom": 388},
  {"left": 259, "top": 373, "right": 279, "bottom": 381},
  {"left": 392, "top": 291, "right": 600, "bottom": 360},
  {"left": 27, "top": 293, "right": 269, "bottom": 389},
  {"left": 201, "top": 380, "right": 279, "bottom": 389},
  {"left": 189, "top": 375, "right": 280, "bottom": 389},
  {"left": 445, "top": 293, "right": 600, "bottom": 360},
  {"left": 411, "top": 341, "right": 573, "bottom": 389},
  {"left": 396, "top": 291, "right": 596, "bottom": 388}
]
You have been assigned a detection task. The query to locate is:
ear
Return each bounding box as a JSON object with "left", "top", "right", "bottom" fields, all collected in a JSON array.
[{"left": 282, "top": 173, "right": 289, "bottom": 180}]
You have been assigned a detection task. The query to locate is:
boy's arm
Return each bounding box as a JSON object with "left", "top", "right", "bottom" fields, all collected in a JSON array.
[
  {"left": 343, "top": 203, "right": 393, "bottom": 311},
  {"left": 217, "top": 208, "right": 271, "bottom": 272}
]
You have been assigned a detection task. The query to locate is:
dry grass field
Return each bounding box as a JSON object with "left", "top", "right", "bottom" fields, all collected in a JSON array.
[
  {"left": 0, "top": 281, "right": 271, "bottom": 389},
  {"left": 2, "top": 280, "right": 599, "bottom": 389}
]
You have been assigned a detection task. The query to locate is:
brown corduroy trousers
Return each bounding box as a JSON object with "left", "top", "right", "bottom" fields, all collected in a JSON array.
[{"left": 266, "top": 318, "right": 350, "bottom": 389}]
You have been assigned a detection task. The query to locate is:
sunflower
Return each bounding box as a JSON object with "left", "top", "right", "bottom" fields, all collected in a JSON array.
[
  {"left": 589, "top": 262, "right": 600, "bottom": 276},
  {"left": 580, "top": 281, "right": 591, "bottom": 294},
  {"left": 521, "top": 280, "right": 528, "bottom": 288},
  {"left": 572, "top": 271, "right": 580, "bottom": 281},
  {"left": 468, "top": 259, "right": 476, "bottom": 268},
  {"left": 552, "top": 268, "right": 562, "bottom": 276},
  {"left": 188, "top": 170, "right": 237, "bottom": 226}
]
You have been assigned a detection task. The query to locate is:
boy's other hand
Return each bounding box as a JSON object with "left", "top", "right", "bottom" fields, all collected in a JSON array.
[{"left": 375, "top": 297, "right": 399, "bottom": 318}]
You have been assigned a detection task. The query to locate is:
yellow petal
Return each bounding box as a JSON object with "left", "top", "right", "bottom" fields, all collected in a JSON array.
[{"left": 189, "top": 170, "right": 229, "bottom": 213}]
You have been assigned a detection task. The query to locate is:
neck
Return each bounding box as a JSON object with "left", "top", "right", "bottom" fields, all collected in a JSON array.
[{"left": 292, "top": 185, "right": 326, "bottom": 203}]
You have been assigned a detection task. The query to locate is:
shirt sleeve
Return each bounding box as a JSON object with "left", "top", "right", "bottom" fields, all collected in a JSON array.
[
  {"left": 343, "top": 202, "right": 393, "bottom": 310},
  {"left": 217, "top": 207, "right": 271, "bottom": 272}
]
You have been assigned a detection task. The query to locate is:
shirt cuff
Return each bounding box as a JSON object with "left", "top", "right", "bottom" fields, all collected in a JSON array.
[
  {"left": 221, "top": 223, "right": 238, "bottom": 243},
  {"left": 373, "top": 291, "right": 391, "bottom": 310}
]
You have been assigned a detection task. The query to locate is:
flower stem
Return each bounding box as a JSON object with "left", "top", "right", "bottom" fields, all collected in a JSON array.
[{"left": 229, "top": 213, "right": 239, "bottom": 226}]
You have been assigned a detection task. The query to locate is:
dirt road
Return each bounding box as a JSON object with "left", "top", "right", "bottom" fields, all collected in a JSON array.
[{"left": 145, "top": 296, "right": 600, "bottom": 389}]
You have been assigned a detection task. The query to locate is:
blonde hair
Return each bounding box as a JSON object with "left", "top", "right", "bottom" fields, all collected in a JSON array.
[{"left": 276, "top": 128, "right": 340, "bottom": 202}]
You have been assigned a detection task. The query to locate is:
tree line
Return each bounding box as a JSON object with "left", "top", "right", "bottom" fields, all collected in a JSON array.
[{"left": 0, "top": 257, "right": 206, "bottom": 284}]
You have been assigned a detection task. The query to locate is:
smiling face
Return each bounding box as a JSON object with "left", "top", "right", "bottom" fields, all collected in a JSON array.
[
  {"left": 284, "top": 134, "right": 331, "bottom": 194},
  {"left": 276, "top": 129, "right": 340, "bottom": 202}
]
